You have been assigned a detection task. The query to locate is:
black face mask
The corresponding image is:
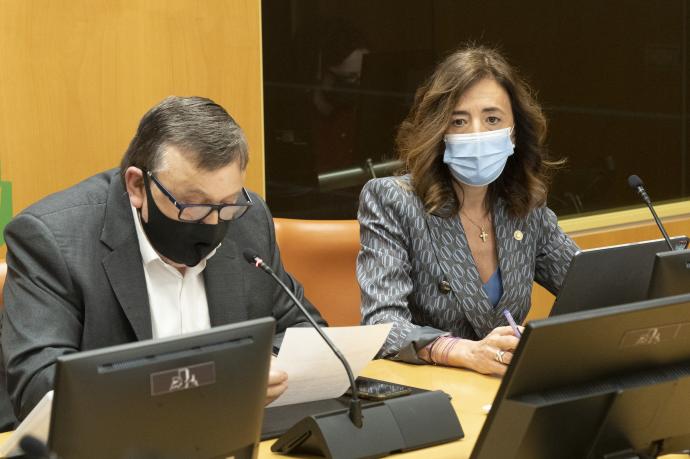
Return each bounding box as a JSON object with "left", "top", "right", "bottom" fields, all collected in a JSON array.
[{"left": 139, "top": 177, "right": 230, "bottom": 267}]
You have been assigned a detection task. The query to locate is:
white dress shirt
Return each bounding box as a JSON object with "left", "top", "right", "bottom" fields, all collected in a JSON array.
[{"left": 131, "top": 206, "right": 216, "bottom": 339}]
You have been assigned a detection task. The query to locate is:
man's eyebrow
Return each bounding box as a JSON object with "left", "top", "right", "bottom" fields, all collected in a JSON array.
[{"left": 177, "top": 188, "right": 208, "bottom": 200}]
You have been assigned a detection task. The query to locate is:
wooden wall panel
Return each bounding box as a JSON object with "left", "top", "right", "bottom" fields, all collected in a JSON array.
[{"left": 0, "top": 0, "right": 264, "bottom": 254}]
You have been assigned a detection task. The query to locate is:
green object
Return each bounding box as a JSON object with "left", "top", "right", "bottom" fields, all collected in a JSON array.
[{"left": 0, "top": 176, "right": 12, "bottom": 247}]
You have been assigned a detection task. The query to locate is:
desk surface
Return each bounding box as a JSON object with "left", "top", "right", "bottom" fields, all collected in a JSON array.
[
  {"left": 1, "top": 360, "right": 687, "bottom": 458},
  {"left": 259, "top": 359, "right": 687, "bottom": 459}
]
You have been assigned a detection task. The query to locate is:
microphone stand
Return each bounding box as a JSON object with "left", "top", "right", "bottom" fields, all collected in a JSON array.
[
  {"left": 644, "top": 198, "right": 674, "bottom": 252},
  {"left": 244, "top": 250, "right": 464, "bottom": 459},
  {"left": 246, "top": 252, "right": 363, "bottom": 427},
  {"left": 628, "top": 175, "right": 675, "bottom": 251}
]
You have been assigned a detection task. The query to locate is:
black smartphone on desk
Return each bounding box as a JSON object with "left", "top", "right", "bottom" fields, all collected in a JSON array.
[{"left": 346, "top": 377, "right": 413, "bottom": 401}]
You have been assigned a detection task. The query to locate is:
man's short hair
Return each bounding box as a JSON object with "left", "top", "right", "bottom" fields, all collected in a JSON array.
[{"left": 120, "top": 96, "right": 249, "bottom": 181}]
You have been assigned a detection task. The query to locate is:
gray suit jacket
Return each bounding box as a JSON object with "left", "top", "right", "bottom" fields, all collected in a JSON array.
[
  {"left": 0, "top": 169, "right": 325, "bottom": 422},
  {"left": 356, "top": 176, "right": 578, "bottom": 363}
]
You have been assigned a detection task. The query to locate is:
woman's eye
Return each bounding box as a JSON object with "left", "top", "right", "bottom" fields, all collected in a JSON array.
[
  {"left": 451, "top": 118, "right": 466, "bottom": 127},
  {"left": 487, "top": 116, "right": 500, "bottom": 124}
]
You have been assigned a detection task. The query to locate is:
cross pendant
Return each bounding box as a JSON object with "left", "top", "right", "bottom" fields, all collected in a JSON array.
[{"left": 479, "top": 229, "right": 488, "bottom": 243}]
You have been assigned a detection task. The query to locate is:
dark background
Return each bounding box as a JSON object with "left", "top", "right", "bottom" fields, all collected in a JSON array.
[{"left": 262, "top": 0, "right": 689, "bottom": 219}]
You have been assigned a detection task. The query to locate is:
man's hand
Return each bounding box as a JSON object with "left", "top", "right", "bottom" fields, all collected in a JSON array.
[{"left": 266, "top": 357, "right": 288, "bottom": 405}]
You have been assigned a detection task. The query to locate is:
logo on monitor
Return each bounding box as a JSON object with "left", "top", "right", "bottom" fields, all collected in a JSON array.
[
  {"left": 620, "top": 322, "right": 690, "bottom": 348},
  {"left": 150, "top": 361, "right": 216, "bottom": 396}
]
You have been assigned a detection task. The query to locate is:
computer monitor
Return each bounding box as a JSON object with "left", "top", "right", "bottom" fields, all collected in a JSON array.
[
  {"left": 472, "top": 294, "right": 690, "bottom": 459},
  {"left": 49, "top": 317, "right": 275, "bottom": 459},
  {"left": 549, "top": 236, "right": 688, "bottom": 316},
  {"left": 647, "top": 248, "right": 690, "bottom": 299}
]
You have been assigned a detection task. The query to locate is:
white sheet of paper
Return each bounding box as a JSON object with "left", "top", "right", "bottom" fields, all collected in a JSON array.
[{"left": 268, "top": 323, "right": 392, "bottom": 407}]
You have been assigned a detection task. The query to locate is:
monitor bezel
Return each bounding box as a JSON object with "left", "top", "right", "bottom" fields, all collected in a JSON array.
[
  {"left": 472, "top": 294, "right": 690, "bottom": 459},
  {"left": 550, "top": 236, "right": 689, "bottom": 317},
  {"left": 49, "top": 317, "right": 275, "bottom": 459}
]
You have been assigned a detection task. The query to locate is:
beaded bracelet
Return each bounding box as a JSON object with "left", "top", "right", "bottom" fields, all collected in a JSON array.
[
  {"left": 426, "top": 337, "right": 442, "bottom": 365},
  {"left": 441, "top": 337, "right": 460, "bottom": 365},
  {"left": 429, "top": 336, "right": 460, "bottom": 366}
]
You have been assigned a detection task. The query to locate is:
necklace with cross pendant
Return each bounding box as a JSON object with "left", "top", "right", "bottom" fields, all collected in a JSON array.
[
  {"left": 461, "top": 211, "right": 490, "bottom": 243},
  {"left": 478, "top": 228, "right": 489, "bottom": 242}
]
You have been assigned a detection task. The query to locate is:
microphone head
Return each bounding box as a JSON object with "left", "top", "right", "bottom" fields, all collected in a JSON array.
[
  {"left": 627, "top": 174, "right": 644, "bottom": 189},
  {"left": 19, "top": 434, "right": 50, "bottom": 458},
  {"left": 242, "top": 249, "right": 260, "bottom": 264}
]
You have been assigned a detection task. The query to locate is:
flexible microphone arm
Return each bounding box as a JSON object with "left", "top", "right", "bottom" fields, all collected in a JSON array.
[
  {"left": 242, "top": 249, "right": 363, "bottom": 428},
  {"left": 627, "top": 175, "right": 674, "bottom": 251}
]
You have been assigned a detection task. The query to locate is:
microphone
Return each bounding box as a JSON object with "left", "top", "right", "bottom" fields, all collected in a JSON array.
[
  {"left": 244, "top": 249, "right": 463, "bottom": 458},
  {"left": 627, "top": 175, "right": 674, "bottom": 251},
  {"left": 19, "top": 435, "right": 58, "bottom": 459},
  {"left": 242, "top": 249, "right": 363, "bottom": 427}
]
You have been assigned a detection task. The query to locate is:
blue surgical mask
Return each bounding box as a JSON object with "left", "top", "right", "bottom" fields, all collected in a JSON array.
[{"left": 443, "top": 127, "right": 515, "bottom": 187}]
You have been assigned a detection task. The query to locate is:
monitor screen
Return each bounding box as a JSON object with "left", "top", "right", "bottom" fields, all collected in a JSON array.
[
  {"left": 647, "top": 248, "right": 690, "bottom": 300},
  {"left": 49, "top": 317, "right": 275, "bottom": 459},
  {"left": 550, "top": 236, "right": 688, "bottom": 316},
  {"left": 473, "top": 294, "right": 690, "bottom": 459}
]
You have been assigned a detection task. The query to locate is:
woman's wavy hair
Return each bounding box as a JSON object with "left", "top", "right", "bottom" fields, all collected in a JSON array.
[{"left": 396, "top": 45, "right": 561, "bottom": 218}]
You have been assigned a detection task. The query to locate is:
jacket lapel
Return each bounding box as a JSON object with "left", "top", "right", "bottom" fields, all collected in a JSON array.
[
  {"left": 493, "top": 200, "right": 530, "bottom": 326},
  {"left": 102, "top": 246, "right": 152, "bottom": 341},
  {"left": 204, "top": 239, "right": 248, "bottom": 326},
  {"left": 425, "top": 210, "right": 493, "bottom": 331},
  {"left": 100, "top": 174, "right": 153, "bottom": 341}
]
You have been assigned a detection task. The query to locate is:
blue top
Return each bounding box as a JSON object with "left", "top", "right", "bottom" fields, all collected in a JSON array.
[{"left": 482, "top": 268, "right": 504, "bottom": 308}]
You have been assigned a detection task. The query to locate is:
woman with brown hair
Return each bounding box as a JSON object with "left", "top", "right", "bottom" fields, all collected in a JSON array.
[{"left": 356, "top": 45, "right": 578, "bottom": 375}]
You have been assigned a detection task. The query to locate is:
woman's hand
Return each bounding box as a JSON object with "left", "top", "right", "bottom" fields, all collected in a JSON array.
[
  {"left": 422, "top": 326, "right": 523, "bottom": 375},
  {"left": 453, "top": 326, "right": 522, "bottom": 376}
]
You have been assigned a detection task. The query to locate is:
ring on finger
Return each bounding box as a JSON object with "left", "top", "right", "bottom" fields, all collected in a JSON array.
[{"left": 495, "top": 349, "right": 506, "bottom": 364}]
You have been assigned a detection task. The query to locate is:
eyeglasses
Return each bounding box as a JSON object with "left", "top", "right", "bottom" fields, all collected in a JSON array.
[{"left": 144, "top": 170, "right": 253, "bottom": 222}]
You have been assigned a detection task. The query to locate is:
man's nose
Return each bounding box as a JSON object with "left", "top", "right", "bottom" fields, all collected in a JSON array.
[{"left": 202, "top": 209, "right": 220, "bottom": 225}]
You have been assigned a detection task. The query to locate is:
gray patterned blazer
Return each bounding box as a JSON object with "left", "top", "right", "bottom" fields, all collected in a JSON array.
[{"left": 356, "top": 175, "right": 578, "bottom": 364}]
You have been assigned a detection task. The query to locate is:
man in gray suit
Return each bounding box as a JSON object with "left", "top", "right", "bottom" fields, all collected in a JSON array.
[{"left": 0, "top": 96, "right": 325, "bottom": 425}]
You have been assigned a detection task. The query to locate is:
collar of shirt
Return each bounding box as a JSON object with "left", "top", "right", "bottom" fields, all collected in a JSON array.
[{"left": 130, "top": 205, "right": 219, "bottom": 276}]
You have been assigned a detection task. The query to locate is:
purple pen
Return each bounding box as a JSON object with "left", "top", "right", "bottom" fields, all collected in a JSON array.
[{"left": 502, "top": 309, "right": 522, "bottom": 338}]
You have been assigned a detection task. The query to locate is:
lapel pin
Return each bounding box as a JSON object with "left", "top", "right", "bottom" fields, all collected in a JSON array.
[{"left": 513, "top": 230, "right": 524, "bottom": 241}]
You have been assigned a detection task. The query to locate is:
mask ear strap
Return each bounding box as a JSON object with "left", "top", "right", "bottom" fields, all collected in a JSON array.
[
  {"left": 141, "top": 168, "right": 151, "bottom": 184},
  {"left": 142, "top": 172, "right": 153, "bottom": 199},
  {"left": 141, "top": 170, "right": 165, "bottom": 222}
]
